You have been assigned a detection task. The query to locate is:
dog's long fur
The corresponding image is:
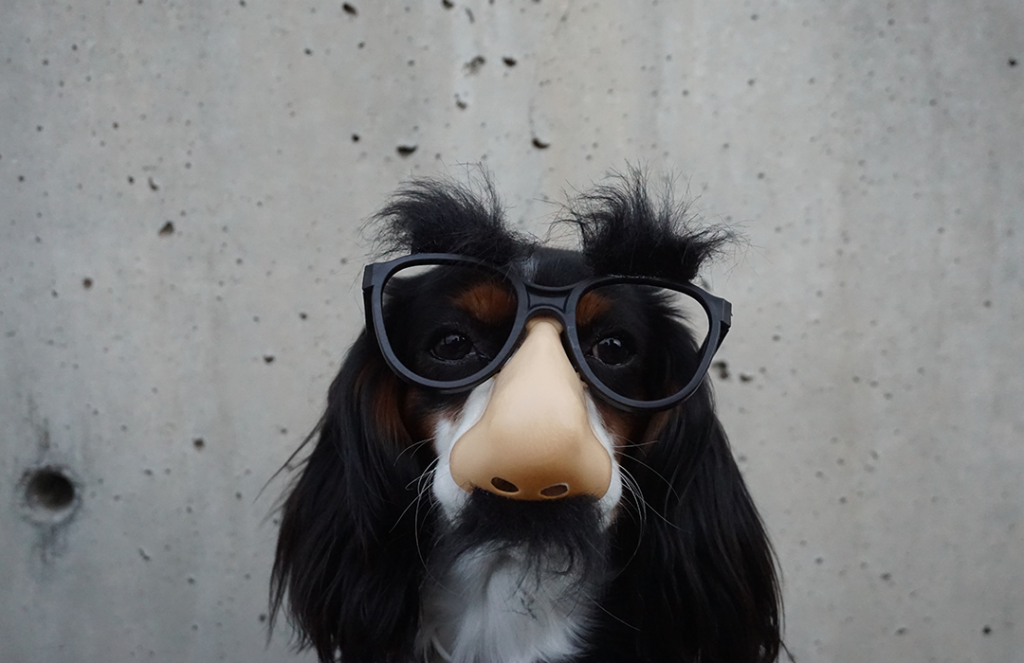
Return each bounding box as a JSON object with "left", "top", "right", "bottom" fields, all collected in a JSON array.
[{"left": 271, "top": 172, "right": 781, "bottom": 663}]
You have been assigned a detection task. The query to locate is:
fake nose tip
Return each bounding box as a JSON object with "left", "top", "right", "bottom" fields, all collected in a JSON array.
[
  {"left": 453, "top": 428, "right": 612, "bottom": 500},
  {"left": 488, "top": 477, "right": 571, "bottom": 499}
]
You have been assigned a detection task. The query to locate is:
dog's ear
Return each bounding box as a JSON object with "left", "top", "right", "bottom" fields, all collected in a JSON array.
[
  {"left": 607, "top": 385, "right": 782, "bottom": 663},
  {"left": 270, "top": 334, "right": 429, "bottom": 663}
]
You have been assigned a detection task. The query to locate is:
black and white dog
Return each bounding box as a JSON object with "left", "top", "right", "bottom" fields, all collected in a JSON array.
[{"left": 271, "top": 173, "right": 781, "bottom": 663}]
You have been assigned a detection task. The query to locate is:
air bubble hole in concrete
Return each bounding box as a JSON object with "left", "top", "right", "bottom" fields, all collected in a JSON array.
[{"left": 23, "top": 467, "right": 76, "bottom": 511}]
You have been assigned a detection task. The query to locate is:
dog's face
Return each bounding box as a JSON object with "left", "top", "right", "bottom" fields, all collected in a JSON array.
[
  {"left": 380, "top": 246, "right": 716, "bottom": 516},
  {"left": 272, "top": 174, "right": 781, "bottom": 663}
]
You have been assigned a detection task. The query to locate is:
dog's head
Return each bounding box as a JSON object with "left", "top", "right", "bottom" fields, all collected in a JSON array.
[{"left": 272, "top": 173, "right": 781, "bottom": 663}]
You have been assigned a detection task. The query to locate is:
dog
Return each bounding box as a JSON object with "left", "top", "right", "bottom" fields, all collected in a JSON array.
[{"left": 271, "top": 172, "right": 781, "bottom": 663}]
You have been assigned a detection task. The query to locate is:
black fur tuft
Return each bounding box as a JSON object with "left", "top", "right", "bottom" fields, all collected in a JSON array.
[
  {"left": 565, "top": 168, "right": 734, "bottom": 282},
  {"left": 371, "top": 177, "right": 531, "bottom": 266},
  {"left": 431, "top": 490, "right": 608, "bottom": 586}
]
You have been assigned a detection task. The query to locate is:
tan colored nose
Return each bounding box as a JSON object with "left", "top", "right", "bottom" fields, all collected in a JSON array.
[{"left": 448, "top": 318, "right": 612, "bottom": 500}]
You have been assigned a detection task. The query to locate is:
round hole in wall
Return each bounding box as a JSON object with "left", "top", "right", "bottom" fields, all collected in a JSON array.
[{"left": 24, "top": 467, "right": 76, "bottom": 511}]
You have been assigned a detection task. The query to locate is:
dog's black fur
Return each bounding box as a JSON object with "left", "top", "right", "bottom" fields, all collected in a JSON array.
[{"left": 271, "top": 172, "right": 781, "bottom": 663}]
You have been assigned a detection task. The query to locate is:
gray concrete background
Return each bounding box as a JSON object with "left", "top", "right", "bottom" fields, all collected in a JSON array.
[{"left": 1, "top": 1, "right": 1021, "bottom": 661}]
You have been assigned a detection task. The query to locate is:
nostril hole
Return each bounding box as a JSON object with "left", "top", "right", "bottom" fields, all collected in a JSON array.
[
  {"left": 540, "top": 483, "right": 569, "bottom": 497},
  {"left": 490, "top": 477, "right": 519, "bottom": 494}
]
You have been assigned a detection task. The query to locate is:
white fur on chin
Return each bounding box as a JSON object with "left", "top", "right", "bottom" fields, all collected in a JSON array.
[{"left": 419, "top": 380, "right": 623, "bottom": 663}]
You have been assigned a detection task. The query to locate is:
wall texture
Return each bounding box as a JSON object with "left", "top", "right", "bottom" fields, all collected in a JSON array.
[{"left": 1, "top": 1, "right": 1021, "bottom": 661}]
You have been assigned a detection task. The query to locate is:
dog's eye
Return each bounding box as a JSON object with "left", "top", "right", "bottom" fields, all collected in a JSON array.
[
  {"left": 590, "top": 335, "right": 635, "bottom": 366},
  {"left": 431, "top": 331, "right": 475, "bottom": 361}
]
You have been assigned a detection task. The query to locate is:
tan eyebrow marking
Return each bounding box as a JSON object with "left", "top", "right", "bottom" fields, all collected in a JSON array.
[
  {"left": 452, "top": 281, "right": 516, "bottom": 325},
  {"left": 576, "top": 290, "right": 612, "bottom": 326}
]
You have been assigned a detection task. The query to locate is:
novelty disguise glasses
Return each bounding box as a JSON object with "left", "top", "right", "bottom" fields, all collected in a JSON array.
[{"left": 363, "top": 253, "right": 731, "bottom": 412}]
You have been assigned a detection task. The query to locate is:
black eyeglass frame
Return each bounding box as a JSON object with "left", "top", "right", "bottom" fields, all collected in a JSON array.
[{"left": 362, "top": 253, "right": 732, "bottom": 412}]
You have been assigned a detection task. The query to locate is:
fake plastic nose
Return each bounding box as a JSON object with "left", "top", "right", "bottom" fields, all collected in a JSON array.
[{"left": 448, "top": 318, "right": 612, "bottom": 500}]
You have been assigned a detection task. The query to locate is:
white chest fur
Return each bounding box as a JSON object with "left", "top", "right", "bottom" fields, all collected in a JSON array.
[{"left": 416, "top": 543, "right": 596, "bottom": 663}]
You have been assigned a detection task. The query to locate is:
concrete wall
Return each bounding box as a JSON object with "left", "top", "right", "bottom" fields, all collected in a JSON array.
[{"left": 1, "top": 1, "right": 1021, "bottom": 661}]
